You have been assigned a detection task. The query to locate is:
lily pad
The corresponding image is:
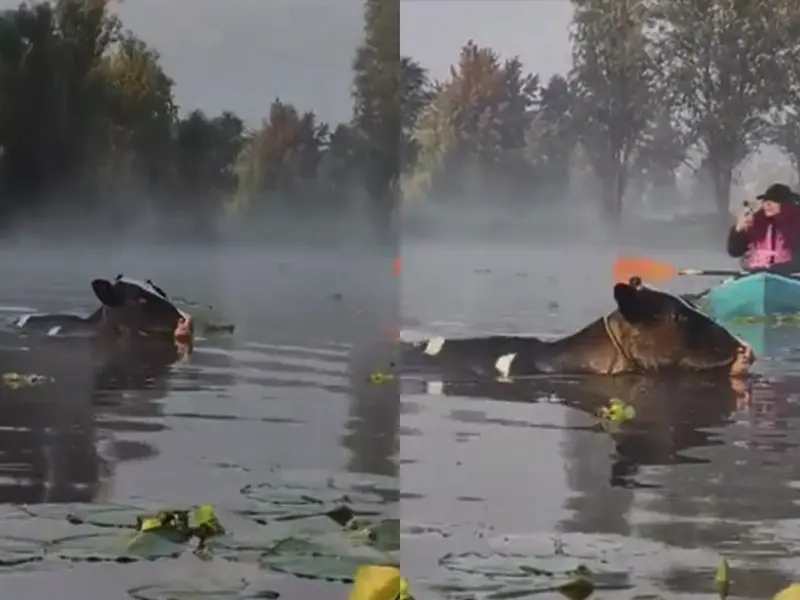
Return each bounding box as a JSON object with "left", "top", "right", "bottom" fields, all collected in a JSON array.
[
  {"left": 240, "top": 471, "right": 397, "bottom": 521},
  {"left": 438, "top": 551, "right": 629, "bottom": 597},
  {"left": 24, "top": 503, "right": 141, "bottom": 529},
  {"left": 47, "top": 530, "right": 183, "bottom": 562},
  {"left": 255, "top": 514, "right": 398, "bottom": 583},
  {"left": 0, "top": 536, "right": 44, "bottom": 568},
  {"left": 128, "top": 581, "right": 256, "bottom": 600}
]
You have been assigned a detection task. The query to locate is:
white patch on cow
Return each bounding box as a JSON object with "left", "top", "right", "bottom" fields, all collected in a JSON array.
[
  {"left": 15, "top": 314, "right": 43, "bottom": 328},
  {"left": 423, "top": 336, "right": 446, "bottom": 356},
  {"left": 495, "top": 353, "right": 517, "bottom": 378},
  {"left": 47, "top": 326, "right": 61, "bottom": 337},
  {"left": 426, "top": 380, "right": 444, "bottom": 395}
]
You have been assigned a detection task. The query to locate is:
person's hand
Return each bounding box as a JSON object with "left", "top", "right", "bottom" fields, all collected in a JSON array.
[{"left": 735, "top": 212, "right": 754, "bottom": 232}]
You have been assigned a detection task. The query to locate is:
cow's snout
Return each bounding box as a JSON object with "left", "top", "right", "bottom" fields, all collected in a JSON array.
[
  {"left": 174, "top": 313, "right": 193, "bottom": 342},
  {"left": 730, "top": 341, "right": 754, "bottom": 377}
]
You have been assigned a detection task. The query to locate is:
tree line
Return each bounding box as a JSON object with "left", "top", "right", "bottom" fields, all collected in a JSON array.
[
  {"left": 400, "top": 0, "right": 800, "bottom": 221},
  {"left": 10, "top": 0, "right": 797, "bottom": 233},
  {"left": 0, "top": 0, "right": 399, "bottom": 239}
]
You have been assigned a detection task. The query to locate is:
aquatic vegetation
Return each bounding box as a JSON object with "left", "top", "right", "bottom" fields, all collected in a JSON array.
[
  {"left": 129, "top": 504, "right": 224, "bottom": 553},
  {"left": 2, "top": 372, "right": 50, "bottom": 389},
  {"left": 598, "top": 398, "right": 636, "bottom": 433},
  {"left": 714, "top": 557, "right": 730, "bottom": 600},
  {"left": 424, "top": 548, "right": 800, "bottom": 600},
  {"left": 0, "top": 470, "right": 398, "bottom": 597},
  {"left": 557, "top": 565, "right": 595, "bottom": 600},
  {"left": 368, "top": 369, "right": 395, "bottom": 384}
]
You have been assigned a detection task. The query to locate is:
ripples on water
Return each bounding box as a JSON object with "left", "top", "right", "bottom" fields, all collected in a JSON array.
[
  {"left": 0, "top": 244, "right": 398, "bottom": 598},
  {"left": 402, "top": 241, "right": 800, "bottom": 600}
]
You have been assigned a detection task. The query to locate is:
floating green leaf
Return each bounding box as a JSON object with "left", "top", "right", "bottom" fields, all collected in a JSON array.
[
  {"left": 557, "top": 566, "right": 595, "bottom": 600},
  {"left": 714, "top": 556, "right": 730, "bottom": 599},
  {"left": 398, "top": 577, "right": 413, "bottom": 600},
  {"left": 2, "top": 373, "right": 51, "bottom": 389},
  {"left": 598, "top": 398, "right": 636, "bottom": 424},
  {"left": 368, "top": 370, "right": 394, "bottom": 384},
  {"left": 192, "top": 505, "right": 223, "bottom": 536},
  {"left": 128, "top": 505, "right": 223, "bottom": 551}
]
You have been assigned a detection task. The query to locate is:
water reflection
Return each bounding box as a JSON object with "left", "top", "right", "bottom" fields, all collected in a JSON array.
[
  {"left": 404, "top": 371, "right": 800, "bottom": 597},
  {"left": 340, "top": 258, "right": 399, "bottom": 480},
  {"left": 343, "top": 340, "right": 398, "bottom": 478},
  {"left": 0, "top": 332, "right": 187, "bottom": 503},
  {"left": 409, "top": 374, "right": 746, "bottom": 470},
  {"left": 555, "top": 375, "right": 746, "bottom": 547}
]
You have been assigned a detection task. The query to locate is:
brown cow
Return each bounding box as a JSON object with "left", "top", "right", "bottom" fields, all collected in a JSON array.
[{"left": 401, "top": 277, "right": 754, "bottom": 378}]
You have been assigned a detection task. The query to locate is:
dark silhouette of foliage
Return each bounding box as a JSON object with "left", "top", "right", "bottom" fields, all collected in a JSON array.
[
  {"left": 0, "top": 0, "right": 391, "bottom": 237},
  {"left": 235, "top": 99, "right": 328, "bottom": 211},
  {"left": 403, "top": 41, "right": 540, "bottom": 204},
  {"left": 351, "top": 0, "right": 400, "bottom": 236},
  {"left": 569, "top": 0, "right": 655, "bottom": 220},
  {"left": 6, "top": 0, "right": 800, "bottom": 231}
]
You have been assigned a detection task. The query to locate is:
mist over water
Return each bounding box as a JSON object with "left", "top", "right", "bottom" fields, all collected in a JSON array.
[
  {"left": 400, "top": 234, "right": 800, "bottom": 599},
  {"left": 0, "top": 226, "right": 398, "bottom": 597}
]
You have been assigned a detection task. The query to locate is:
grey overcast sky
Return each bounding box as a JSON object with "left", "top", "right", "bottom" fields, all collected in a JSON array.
[
  {"left": 111, "top": 0, "right": 363, "bottom": 126},
  {"left": 0, "top": 0, "right": 364, "bottom": 127},
  {"left": 0, "top": 0, "right": 574, "bottom": 126},
  {"left": 401, "top": 0, "right": 574, "bottom": 83}
]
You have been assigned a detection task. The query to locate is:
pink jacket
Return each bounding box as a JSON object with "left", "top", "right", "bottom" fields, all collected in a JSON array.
[{"left": 729, "top": 204, "right": 800, "bottom": 269}]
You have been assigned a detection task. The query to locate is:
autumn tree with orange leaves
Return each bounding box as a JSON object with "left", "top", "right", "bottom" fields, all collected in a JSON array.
[{"left": 404, "top": 41, "right": 541, "bottom": 204}]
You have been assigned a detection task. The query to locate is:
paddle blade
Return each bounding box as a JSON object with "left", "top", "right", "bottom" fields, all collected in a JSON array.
[{"left": 613, "top": 255, "right": 678, "bottom": 284}]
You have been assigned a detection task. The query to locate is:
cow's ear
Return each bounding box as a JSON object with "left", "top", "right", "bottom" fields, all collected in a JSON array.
[
  {"left": 92, "top": 279, "right": 123, "bottom": 307},
  {"left": 614, "top": 279, "right": 665, "bottom": 324}
]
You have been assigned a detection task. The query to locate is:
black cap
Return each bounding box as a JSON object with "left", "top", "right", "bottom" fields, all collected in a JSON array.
[{"left": 757, "top": 183, "right": 796, "bottom": 203}]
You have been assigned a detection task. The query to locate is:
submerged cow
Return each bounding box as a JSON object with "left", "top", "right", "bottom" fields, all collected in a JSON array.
[
  {"left": 401, "top": 277, "right": 754, "bottom": 378},
  {"left": 13, "top": 275, "right": 193, "bottom": 342}
]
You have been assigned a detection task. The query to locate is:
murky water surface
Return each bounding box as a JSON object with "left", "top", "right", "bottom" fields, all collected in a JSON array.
[
  {"left": 402, "top": 240, "right": 800, "bottom": 600},
  {"left": 0, "top": 242, "right": 398, "bottom": 598}
]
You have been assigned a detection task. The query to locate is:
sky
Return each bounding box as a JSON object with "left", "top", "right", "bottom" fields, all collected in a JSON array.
[
  {"left": 401, "top": 1, "right": 574, "bottom": 83},
  {"left": 0, "top": 0, "right": 575, "bottom": 128},
  {"left": 110, "top": 0, "right": 363, "bottom": 127}
]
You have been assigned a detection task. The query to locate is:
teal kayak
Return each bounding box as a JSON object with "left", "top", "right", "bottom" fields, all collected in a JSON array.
[
  {"left": 705, "top": 271, "right": 800, "bottom": 321},
  {"left": 724, "top": 320, "right": 798, "bottom": 358}
]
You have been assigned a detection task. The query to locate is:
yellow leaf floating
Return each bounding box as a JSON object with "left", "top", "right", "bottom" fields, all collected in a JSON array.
[
  {"left": 348, "top": 565, "right": 403, "bottom": 600},
  {"left": 599, "top": 398, "right": 636, "bottom": 424},
  {"left": 774, "top": 583, "right": 800, "bottom": 600},
  {"left": 714, "top": 556, "right": 730, "bottom": 599}
]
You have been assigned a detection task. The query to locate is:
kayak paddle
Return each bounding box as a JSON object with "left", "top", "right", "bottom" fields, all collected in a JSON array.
[{"left": 613, "top": 255, "right": 746, "bottom": 284}]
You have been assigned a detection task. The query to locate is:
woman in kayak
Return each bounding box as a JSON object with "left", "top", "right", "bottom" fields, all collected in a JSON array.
[{"left": 727, "top": 183, "right": 800, "bottom": 272}]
